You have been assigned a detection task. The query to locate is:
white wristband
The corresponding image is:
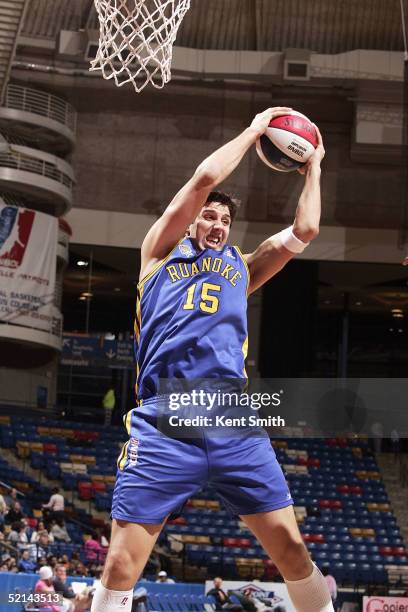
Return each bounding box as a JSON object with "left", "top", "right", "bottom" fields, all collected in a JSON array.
[{"left": 276, "top": 225, "right": 309, "bottom": 254}]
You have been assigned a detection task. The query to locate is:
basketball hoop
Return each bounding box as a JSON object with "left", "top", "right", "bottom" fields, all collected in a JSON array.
[{"left": 90, "top": 0, "right": 191, "bottom": 93}]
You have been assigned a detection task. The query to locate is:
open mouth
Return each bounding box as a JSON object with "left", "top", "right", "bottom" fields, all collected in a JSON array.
[{"left": 206, "top": 236, "right": 221, "bottom": 247}]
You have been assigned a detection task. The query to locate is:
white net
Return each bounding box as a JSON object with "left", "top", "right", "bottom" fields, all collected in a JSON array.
[{"left": 90, "top": 0, "right": 191, "bottom": 93}]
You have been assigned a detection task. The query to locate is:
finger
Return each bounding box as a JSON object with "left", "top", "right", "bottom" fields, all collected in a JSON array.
[
  {"left": 313, "top": 123, "right": 323, "bottom": 144},
  {"left": 270, "top": 109, "right": 293, "bottom": 119},
  {"left": 265, "top": 107, "right": 292, "bottom": 116}
]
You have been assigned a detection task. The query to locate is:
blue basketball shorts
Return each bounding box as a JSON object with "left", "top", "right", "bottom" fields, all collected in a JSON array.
[{"left": 111, "top": 400, "right": 293, "bottom": 524}]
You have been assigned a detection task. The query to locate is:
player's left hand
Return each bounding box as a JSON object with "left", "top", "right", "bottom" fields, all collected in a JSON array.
[
  {"left": 298, "top": 124, "right": 325, "bottom": 175},
  {"left": 403, "top": 256, "right": 408, "bottom": 266}
]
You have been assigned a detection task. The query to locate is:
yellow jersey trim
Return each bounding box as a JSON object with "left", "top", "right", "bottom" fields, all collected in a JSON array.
[
  {"left": 138, "top": 239, "right": 184, "bottom": 289},
  {"left": 234, "top": 245, "right": 250, "bottom": 295},
  {"left": 117, "top": 440, "right": 129, "bottom": 471}
]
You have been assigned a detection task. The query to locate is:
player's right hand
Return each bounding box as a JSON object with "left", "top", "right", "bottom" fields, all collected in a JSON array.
[{"left": 249, "top": 107, "right": 293, "bottom": 138}]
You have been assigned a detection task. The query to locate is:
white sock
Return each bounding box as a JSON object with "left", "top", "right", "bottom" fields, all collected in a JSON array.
[
  {"left": 284, "top": 563, "right": 334, "bottom": 612},
  {"left": 90, "top": 581, "right": 133, "bottom": 612}
]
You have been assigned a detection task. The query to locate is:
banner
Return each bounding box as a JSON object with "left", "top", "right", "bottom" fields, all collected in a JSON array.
[
  {"left": 0, "top": 205, "right": 57, "bottom": 333},
  {"left": 205, "top": 580, "right": 295, "bottom": 611},
  {"left": 363, "top": 597, "right": 408, "bottom": 612}
]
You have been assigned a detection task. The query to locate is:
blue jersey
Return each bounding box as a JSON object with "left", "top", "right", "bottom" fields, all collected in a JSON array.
[{"left": 134, "top": 238, "right": 250, "bottom": 402}]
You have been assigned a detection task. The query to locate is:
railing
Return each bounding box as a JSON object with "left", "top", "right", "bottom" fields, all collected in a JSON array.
[
  {"left": 0, "top": 315, "right": 63, "bottom": 343},
  {"left": 0, "top": 150, "right": 74, "bottom": 190},
  {"left": 4, "top": 84, "right": 77, "bottom": 134},
  {"left": 58, "top": 227, "right": 70, "bottom": 248}
]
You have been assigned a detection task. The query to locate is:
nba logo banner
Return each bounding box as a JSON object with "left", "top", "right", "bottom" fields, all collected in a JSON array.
[{"left": 0, "top": 204, "right": 58, "bottom": 333}]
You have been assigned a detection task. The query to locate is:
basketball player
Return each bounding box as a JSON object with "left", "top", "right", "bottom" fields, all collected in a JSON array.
[{"left": 91, "top": 107, "right": 331, "bottom": 612}]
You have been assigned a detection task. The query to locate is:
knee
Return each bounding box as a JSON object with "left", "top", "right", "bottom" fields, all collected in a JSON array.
[
  {"left": 273, "top": 538, "right": 312, "bottom": 579},
  {"left": 103, "top": 549, "right": 135, "bottom": 582}
]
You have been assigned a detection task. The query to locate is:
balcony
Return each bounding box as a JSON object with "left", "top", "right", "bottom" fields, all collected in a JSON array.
[
  {"left": 0, "top": 145, "right": 74, "bottom": 215},
  {"left": 0, "top": 84, "right": 76, "bottom": 154},
  {"left": 0, "top": 315, "right": 62, "bottom": 353}
]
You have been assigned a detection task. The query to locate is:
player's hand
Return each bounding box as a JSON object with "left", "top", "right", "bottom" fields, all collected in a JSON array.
[
  {"left": 298, "top": 124, "right": 325, "bottom": 175},
  {"left": 403, "top": 256, "right": 408, "bottom": 266},
  {"left": 249, "top": 107, "right": 293, "bottom": 138}
]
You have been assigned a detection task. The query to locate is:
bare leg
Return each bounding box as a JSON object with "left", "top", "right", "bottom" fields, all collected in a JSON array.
[
  {"left": 241, "top": 507, "right": 333, "bottom": 612},
  {"left": 102, "top": 519, "right": 165, "bottom": 589},
  {"left": 240, "top": 505, "right": 311, "bottom": 580}
]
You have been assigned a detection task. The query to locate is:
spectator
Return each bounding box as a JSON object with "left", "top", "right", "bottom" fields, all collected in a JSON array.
[
  {"left": 47, "top": 554, "right": 59, "bottom": 569},
  {"left": 7, "top": 521, "right": 20, "bottom": 545},
  {"left": 53, "top": 564, "right": 75, "bottom": 612},
  {"left": 34, "top": 565, "right": 61, "bottom": 611},
  {"left": 18, "top": 549, "right": 37, "bottom": 573},
  {"left": 31, "top": 521, "right": 48, "bottom": 543},
  {"left": 83, "top": 534, "right": 103, "bottom": 563},
  {"left": 5, "top": 501, "right": 24, "bottom": 524},
  {"left": 42, "top": 488, "right": 65, "bottom": 524},
  {"left": 322, "top": 566, "right": 337, "bottom": 606},
  {"left": 51, "top": 520, "right": 71, "bottom": 543},
  {"left": 207, "top": 577, "right": 244, "bottom": 611},
  {"left": 53, "top": 564, "right": 94, "bottom": 612},
  {"left": 16, "top": 522, "right": 30, "bottom": 551},
  {"left": 102, "top": 386, "right": 116, "bottom": 426},
  {"left": 155, "top": 570, "right": 175, "bottom": 583},
  {"left": 6, "top": 557, "right": 18, "bottom": 573},
  {"left": 4, "top": 488, "right": 18, "bottom": 509},
  {"left": 53, "top": 564, "right": 75, "bottom": 599},
  {"left": 132, "top": 587, "right": 148, "bottom": 612},
  {"left": 28, "top": 530, "right": 51, "bottom": 563},
  {"left": 0, "top": 493, "right": 7, "bottom": 525},
  {"left": 0, "top": 556, "right": 18, "bottom": 573}
]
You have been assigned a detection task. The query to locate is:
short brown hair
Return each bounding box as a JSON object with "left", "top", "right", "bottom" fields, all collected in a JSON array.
[{"left": 205, "top": 191, "right": 240, "bottom": 223}]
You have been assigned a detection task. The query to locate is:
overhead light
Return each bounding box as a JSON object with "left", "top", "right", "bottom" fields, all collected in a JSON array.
[
  {"left": 392, "top": 308, "right": 403, "bottom": 314},
  {"left": 76, "top": 260, "right": 88, "bottom": 267},
  {"left": 389, "top": 328, "right": 394, "bottom": 332},
  {"left": 392, "top": 313, "right": 404, "bottom": 319},
  {"left": 79, "top": 296, "right": 87, "bottom": 301},
  {"left": 398, "top": 328, "right": 404, "bottom": 333},
  {"left": 114, "top": 287, "right": 121, "bottom": 292},
  {"left": 80, "top": 291, "right": 93, "bottom": 298},
  {"left": 104, "top": 332, "right": 115, "bottom": 340},
  {"left": 324, "top": 299, "right": 331, "bottom": 305},
  {"left": 355, "top": 301, "right": 362, "bottom": 306}
]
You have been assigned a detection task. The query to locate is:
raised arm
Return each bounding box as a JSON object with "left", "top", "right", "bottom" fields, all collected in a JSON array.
[
  {"left": 245, "top": 125, "right": 325, "bottom": 295},
  {"left": 140, "top": 107, "right": 292, "bottom": 280}
]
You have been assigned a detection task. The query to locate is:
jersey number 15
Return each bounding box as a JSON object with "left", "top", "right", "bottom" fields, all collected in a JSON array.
[{"left": 182, "top": 282, "right": 221, "bottom": 314}]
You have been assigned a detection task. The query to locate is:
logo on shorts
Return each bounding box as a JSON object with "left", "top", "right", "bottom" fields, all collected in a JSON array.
[
  {"left": 179, "top": 243, "right": 193, "bottom": 257},
  {"left": 128, "top": 437, "right": 139, "bottom": 465},
  {"left": 120, "top": 596, "right": 129, "bottom": 606}
]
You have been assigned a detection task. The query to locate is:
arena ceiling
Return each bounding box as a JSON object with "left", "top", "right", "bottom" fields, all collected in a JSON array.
[{"left": 21, "top": 0, "right": 406, "bottom": 55}]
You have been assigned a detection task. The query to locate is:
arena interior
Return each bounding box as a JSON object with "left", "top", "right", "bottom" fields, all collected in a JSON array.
[{"left": 0, "top": 0, "right": 408, "bottom": 611}]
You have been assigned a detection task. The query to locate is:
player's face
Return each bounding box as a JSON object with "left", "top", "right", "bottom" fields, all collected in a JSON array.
[{"left": 190, "top": 203, "right": 231, "bottom": 251}]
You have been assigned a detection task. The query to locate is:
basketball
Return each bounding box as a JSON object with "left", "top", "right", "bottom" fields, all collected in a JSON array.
[{"left": 256, "top": 110, "right": 318, "bottom": 173}]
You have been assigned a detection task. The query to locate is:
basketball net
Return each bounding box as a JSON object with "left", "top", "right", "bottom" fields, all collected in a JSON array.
[{"left": 90, "top": 0, "right": 191, "bottom": 93}]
